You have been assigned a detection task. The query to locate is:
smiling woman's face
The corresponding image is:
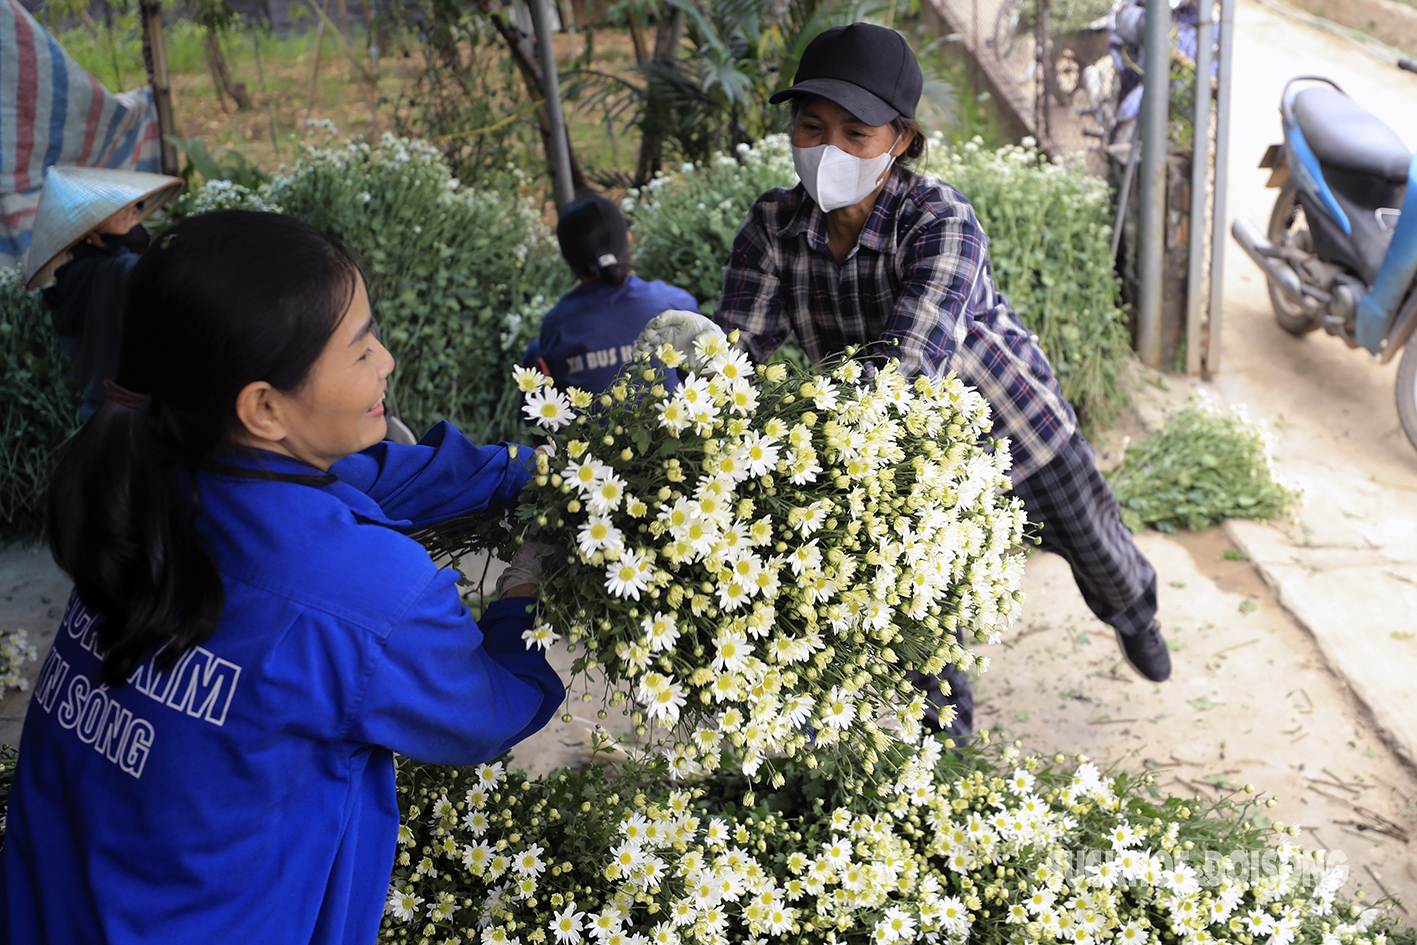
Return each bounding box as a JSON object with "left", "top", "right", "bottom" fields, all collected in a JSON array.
[{"left": 270, "top": 273, "right": 395, "bottom": 470}]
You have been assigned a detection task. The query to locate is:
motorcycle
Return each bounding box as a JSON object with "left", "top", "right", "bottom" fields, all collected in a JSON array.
[{"left": 1231, "top": 67, "right": 1417, "bottom": 451}]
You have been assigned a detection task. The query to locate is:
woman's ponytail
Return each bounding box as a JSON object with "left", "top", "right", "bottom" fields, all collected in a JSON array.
[
  {"left": 47, "top": 399, "right": 224, "bottom": 687},
  {"left": 588, "top": 251, "right": 630, "bottom": 289}
]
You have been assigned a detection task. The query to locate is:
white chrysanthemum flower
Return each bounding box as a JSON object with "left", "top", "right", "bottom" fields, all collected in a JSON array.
[
  {"left": 709, "top": 348, "right": 752, "bottom": 381},
  {"left": 1116, "top": 921, "right": 1149, "bottom": 945},
  {"left": 657, "top": 397, "right": 692, "bottom": 433},
  {"left": 610, "top": 840, "right": 645, "bottom": 873},
  {"left": 474, "top": 761, "right": 504, "bottom": 788},
  {"left": 462, "top": 839, "right": 493, "bottom": 874},
  {"left": 708, "top": 446, "right": 753, "bottom": 484},
  {"left": 654, "top": 341, "right": 686, "bottom": 369},
  {"left": 1109, "top": 823, "right": 1138, "bottom": 850},
  {"left": 780, "top": 692, "right": 814, "bottom": 726},
  {"left": 820, "top": 835, "right": 852, "bottom": 867},
  {"left": 787, "top": 448, "right": 822, "bottom": 484},
  {"left": 788, "top": 501, "right": 829, "bottom": 536},
  {"left": 820, "top": 688, "right": 856, "bottom": 730},
  {"left": 638, "top": 672, "right": 687, "bottom": 724},
  {"left": 710, "top": 632, "right": 753, "bottom": 673},
  {"left": 523, "top": 623, "right": 562, "bottom": 651},
  {"left": 462, "top": 808, "right": 491, "bottom": 836},
  {"left": 679, "top": 373, "right": 712, "bottom": 408},
  {"left": 512, "top": 365, "right": 550, "bottom": 392},
  {"left": 513, "top": 843, "right": 546, "bottom": 877},
  {"left": 522, "top": 386, "right": 576, "bottom": 431},
  {"left": 641, "top": 612, "right": 680, "bottom": 652},
  {"left": 688, "top": 398, "right": 720, "bottom": 435},
  {"left": 589, "top": 906, "right": 625, "bottom": 939},
  {"left": 808, "top": 377, "right": 840, "bottom": 410},
  {"left": 549, "top": 903, "right": 585, "bottom": 944},
  {"left": 724, "top": 378, "right": 760, "bottom": 415},
  {"left": 938, "top": 896, "right": 970, "bottom": 933},
  {"left": 605, "top": 549, "right": 651, "bottom": 599},
  {"left": 876, "top": 906, "right": 916, "bottom": 942},
  {"left": 587, "top": 473, "right": 628, "bottom": 514},
  {"left": 386, "top": 887, "right": 423, "bottom": 922},
  {"left": 694, "top": 330, "right": 729, "bottom": 363},
  {"left": 741, "top": 434, "right": 780, "bottom": 477},
  {"left": 564, "top": 457, "right": 609, "bottom": 493},
  {"left": 716, "top": 579, "right": 753, "bottom": 611},
  {"left": 577, "top": 515, "right": 624, "bottom": 556},
  {"left": 785, "top": 539, "right": 822, "bottom": 576}
]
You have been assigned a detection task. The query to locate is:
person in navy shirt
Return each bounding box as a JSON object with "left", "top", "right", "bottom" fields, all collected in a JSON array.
[
  {"left": 2, "top": 210, "right": 565, "bottom": 944},
  {"left": 524, "top": 195, "right": 697, "bottom": 392}
]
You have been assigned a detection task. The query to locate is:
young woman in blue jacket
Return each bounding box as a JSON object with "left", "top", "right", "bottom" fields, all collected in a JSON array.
[
  {"left": 1, "top": 210, "right": 565, "bottom": 943},
  {"left": 523, "top": 194, "right": 697, "bottom": 392}
]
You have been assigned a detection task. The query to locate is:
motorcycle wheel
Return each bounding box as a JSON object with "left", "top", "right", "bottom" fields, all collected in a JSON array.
[
  {"left": 1266, "top": 181, "right": 1321, "bottom": 335},
  {"left": 1396, "top": 340, "right": 1417, "bottom": 453}
]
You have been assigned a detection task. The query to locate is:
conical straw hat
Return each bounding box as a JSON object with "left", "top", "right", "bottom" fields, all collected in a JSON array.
[{"left": 21, "top": 166, "right": 183, "bottom": 289}]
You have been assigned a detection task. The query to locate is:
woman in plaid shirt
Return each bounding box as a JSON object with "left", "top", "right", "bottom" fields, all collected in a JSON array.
[{"left": 649, "top": 23, "right": 1172, "bottom": 735}]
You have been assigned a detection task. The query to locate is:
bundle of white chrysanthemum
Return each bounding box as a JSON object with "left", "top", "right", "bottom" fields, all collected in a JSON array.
[
  {"left": 426, "top": 333, "right": 1027, "bottom": 780},
  {"left": 383, "top": 740, "right": 1390, "bottom": 945}
]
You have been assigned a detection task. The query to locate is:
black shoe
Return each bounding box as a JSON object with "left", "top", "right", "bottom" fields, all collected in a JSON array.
[{"left": 1115, "top": 620, "right": 1172, "bottom": 682}]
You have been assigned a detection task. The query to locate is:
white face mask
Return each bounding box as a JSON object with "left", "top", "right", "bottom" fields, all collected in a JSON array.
[{"left": 792, "top": 134, "right": 902, "bottom": 212}]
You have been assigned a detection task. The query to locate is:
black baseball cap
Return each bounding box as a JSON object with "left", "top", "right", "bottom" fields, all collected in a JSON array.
[{"left": 769, "top": 23, "right": 923, "bottom": 126}]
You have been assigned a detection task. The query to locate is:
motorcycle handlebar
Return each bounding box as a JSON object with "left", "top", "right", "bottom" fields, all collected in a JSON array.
[{"left": 1401, "top": 57, "right": 1417, "bottom": 74}]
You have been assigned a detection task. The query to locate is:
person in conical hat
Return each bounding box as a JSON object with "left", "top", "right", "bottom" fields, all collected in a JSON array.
[{"left": 23, "top": 166, "right": 181, "bottom": 421}]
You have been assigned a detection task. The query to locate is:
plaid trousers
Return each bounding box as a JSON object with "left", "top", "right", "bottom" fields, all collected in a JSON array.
[{"left": 913, "top": 429, "right": 1158, "bottom": 734}]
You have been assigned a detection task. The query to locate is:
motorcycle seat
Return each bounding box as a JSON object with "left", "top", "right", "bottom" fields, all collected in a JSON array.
[{"left": 1294, "top": 87, "right": 1411, "bottom": 184}]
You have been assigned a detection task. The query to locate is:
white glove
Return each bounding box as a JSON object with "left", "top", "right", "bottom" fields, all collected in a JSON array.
[
  {"left": 633, "top": 310, "right": 727, "bottom": 373},
  {"left": 495, "top": 540, "right": 544, "bottom": 598}
]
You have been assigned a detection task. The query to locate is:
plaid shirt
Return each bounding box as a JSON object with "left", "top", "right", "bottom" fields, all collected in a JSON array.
[{"left": 714, "top": 166, "right": 1077, "bottom": 481}]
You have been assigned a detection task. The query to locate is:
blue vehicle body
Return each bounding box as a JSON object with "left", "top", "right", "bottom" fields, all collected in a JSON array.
[
  {"left": 1232, "top": 74, "right": 1417, "bottom": 452},
  {"left": 1275, "top": 77, "right": 1416, "bottom": 358}
]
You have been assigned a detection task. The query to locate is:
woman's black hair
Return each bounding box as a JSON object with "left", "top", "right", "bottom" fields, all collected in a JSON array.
[
  {"left": 46, "top": 210, "right": 360, "bottom": 688},
  {"left": 787, "top": 96, "right": 929, "bottom": 166},
  {"left": 557, "top": 195, "right": 631, "bottom": 288}
]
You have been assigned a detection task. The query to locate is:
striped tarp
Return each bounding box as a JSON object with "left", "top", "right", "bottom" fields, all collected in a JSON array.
[{"left": 1, "top": 0, "right": 162, "bottom": 272}]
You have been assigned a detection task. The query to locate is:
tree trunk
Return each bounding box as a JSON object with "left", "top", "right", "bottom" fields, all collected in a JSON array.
[
  {"left": 633, "top": 5, "right": 685, "bottom": 186},
  {"left": 139, "top": 0, "right": 179, "bottom": 174},
  {"left": 627, "top": 9, "right": 649, "bottom": 63},
  {"left": 475, "top": 0, "right": 588, "bottom": 194},
  {"left": 205, "top": 28, "right": 252, "bottom": 111}
]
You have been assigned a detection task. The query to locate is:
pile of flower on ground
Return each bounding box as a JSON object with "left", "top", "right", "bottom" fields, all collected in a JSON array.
[
  {"left": 422, "top": 336, "right": 1028, "bottom": 780},
  {"left": 1106, "top": 403, "right": 1301, "bottom": 534},
  {"left": 379, "top": 736, "right": 1409, "bottom": 945}
]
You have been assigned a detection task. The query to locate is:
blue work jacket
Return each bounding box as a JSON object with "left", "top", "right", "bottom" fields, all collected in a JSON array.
[
  {"left": 523, "top": 274, "right": 697, "bottom": 392},
  {"left": 1, "top": 421, "right": 565, "bottom": 944}
]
